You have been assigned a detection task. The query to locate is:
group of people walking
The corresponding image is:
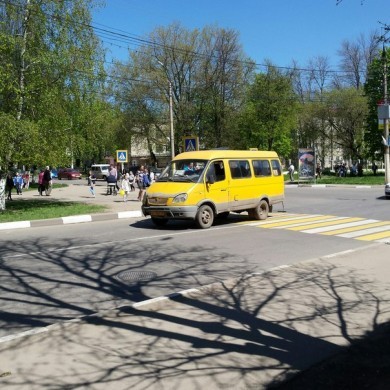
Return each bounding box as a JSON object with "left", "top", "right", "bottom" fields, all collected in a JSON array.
[
  {"left": 119, "top": 165, "right": 154, "bottom": 202},
  {"left": 88, "top": 164, "right": 155, "bottom": 202},
  {"left": 4, "top": 167, "right": 52, "bottom": 201}
]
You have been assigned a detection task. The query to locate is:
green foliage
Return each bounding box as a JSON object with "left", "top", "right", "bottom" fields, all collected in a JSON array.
[
  {"left": 0, "top": 0, "right": 109, "bottom": 168},
  {"left": 364, "top": 47, "right": 390, "bottom": 160},
  {"left": 236, "top": 64, "right": 298, "bottom": 156},
  {"left": 111, "top": 23, "right": 255, "bottom": 156}
]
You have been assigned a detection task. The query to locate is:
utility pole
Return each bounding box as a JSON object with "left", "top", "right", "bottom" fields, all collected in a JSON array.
[
  {"left": 158, "top": 61, "right": 175, "bottom": 160},
  {"left": 169, "top": 81, "right": 175, "bottom": 160},
  {"left": 384, "top": 47, "right": 390, "bottom": 184}
]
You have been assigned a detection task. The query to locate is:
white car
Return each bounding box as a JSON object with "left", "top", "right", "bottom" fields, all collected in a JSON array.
[
  {"left": 91, "top": 164, "right": 110, "bottom": 180},
  {"left": 385, "top": 183, "right": 390, "bottom": 199}
]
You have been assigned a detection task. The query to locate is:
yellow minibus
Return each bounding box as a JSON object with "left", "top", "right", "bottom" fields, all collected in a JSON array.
[{"left": 142, "top": 150, "right": 284, "bottom": 228}]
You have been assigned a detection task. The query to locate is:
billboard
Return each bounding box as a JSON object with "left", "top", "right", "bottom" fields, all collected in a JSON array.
[{"left": 298, "top": 148, "right": 315, "bottom": 179}]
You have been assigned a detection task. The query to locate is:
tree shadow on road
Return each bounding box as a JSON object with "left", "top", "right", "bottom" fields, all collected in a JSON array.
[{"left": 0, "top": 239, "right": 389, "bottom": 389}]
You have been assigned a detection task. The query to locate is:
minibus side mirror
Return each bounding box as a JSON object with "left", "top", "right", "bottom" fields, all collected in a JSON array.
[{"left": 206, "top": 174, "right": 215, "bottom": 184}]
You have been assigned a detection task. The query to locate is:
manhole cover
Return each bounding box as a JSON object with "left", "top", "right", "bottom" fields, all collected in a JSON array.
[{"left": 114, "top": 270, "right": 157, "bottom": 284}]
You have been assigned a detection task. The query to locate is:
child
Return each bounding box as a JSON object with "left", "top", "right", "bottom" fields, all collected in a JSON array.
[
  {"left": 121, "top": 173, "right": 131, "bottom": 202},
  {"left": 88, "top": 170, "right": 96, "bottom": 197}
]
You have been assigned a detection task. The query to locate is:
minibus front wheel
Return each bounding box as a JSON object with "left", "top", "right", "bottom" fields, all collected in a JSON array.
[
  {"left": 249, "top": 199, "right": 269, "bottom": 220},
  {"left": 195, "top": 204, "right": 214, "bottom": 229}
]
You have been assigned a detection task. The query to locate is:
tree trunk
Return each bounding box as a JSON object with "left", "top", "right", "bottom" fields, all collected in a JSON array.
[{"left": 16, "top": 0, "right": 30, "bottom": 121}]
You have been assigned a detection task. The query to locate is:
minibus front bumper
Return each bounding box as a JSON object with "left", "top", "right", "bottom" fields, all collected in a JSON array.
[{"left": 142, "top": 205, "right": 198, "bottom": 220}]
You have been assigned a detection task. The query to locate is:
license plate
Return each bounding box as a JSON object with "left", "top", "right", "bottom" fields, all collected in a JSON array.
[{"left": 151, "top": 211, "right": 166, "bottom": 217}]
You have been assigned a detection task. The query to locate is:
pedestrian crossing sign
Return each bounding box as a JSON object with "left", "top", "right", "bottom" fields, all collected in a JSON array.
[
  {"left": 183, "top": 136, "right": 199, "bottom": 152},
  {"left": 116, "top": 150, "right": 128, "bottom": 163}
]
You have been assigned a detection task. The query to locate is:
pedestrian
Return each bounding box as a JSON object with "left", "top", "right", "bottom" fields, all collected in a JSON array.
[
  {"left": 357, "top": 162, "right": 363, "bottom": 177},
  {"left": 136, "top": 165, "right": 145, "bottom": 201},
  {"left": 129, "top": 171, "right": 135, "bottom": 191},
  {"left": 316, "top": 163, "right": 322, "bottom": 179},
  {"left": 121, "top": 173, "right": 131, "bottom": 202},
  {"left": 43, "top": 166, "right": 52, "bottom": 196},
  {"left": 372, "top": 162, "right": 378, "bottom": 176},
  {"left": 288, "top": 163, "right": 295, "bottom": 182},
  {"left": 13, "top": 172, "right": 23, "bottom": 195},
  {"left": 149, "top": 169, "right": 155, "bottom": 183},
  {"left": 6, "top": 173, "right": 14, "bottom": 201},
  {"left": 22, "top": 171, "right": 30, "bottom": 189},
  {"left": 109, "top": 164, "right": 119, "bottom": 191},
  {"left": 87, "top": 170, "right": 96, "bottom": 197},
  {"left": 38, "top": 169, "right": 44, "bottom": 195}
]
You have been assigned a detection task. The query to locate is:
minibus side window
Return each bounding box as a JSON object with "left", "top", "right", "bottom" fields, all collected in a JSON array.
[
  {"left": 271, "top": 160, "right": 282, "bottom": 176},
  {"left": 229, "top": 160, "right": 251, "bottom": 178},
  {"left": 206, "top": 160, "right": 225, "bottom": 182},
  {"left": 252, "top": 160, "right": 271, "bottom": 177}
]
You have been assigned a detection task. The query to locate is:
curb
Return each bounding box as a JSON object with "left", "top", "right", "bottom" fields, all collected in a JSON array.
[
  {"left": 286, "top": 184, "right": 382, "bottom": 189},
  {"left": 0, "top": 210, "right": 143, "bottom": 231}
]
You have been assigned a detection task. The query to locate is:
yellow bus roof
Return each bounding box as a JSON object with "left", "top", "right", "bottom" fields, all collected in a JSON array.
[{"left": 173, "top": 150, "right": 280, "bottom": 161}]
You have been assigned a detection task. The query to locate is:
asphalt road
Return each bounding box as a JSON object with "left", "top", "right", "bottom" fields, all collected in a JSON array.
[{"left": 1, "top": 186, "right": 388, "bottom": 338}]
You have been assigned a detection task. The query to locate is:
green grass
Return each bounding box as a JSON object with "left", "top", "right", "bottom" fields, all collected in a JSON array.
[
  {"left": 285, "top": 171, "right": 386, "bottom": 186},
  {"left": 0, "top": 199, "right": 107, "bottom": 223},
  {"left": 0, "top": 182, "right": 104, "bottom": 223}
]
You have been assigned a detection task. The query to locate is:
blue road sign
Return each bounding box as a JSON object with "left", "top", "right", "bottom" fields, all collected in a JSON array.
[
  {"left": 116, "top": 150, "right": 128, "bottom": 163},
  {"left": 184, "top": 137, "right": 198, "bottom": 152}
]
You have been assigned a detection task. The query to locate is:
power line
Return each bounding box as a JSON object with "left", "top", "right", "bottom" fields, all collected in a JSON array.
[{"left": 0, "top": 0, "right": 374, "bottom": 76}]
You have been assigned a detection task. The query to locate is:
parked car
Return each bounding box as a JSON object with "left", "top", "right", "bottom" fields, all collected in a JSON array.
[
  {"left": 51, "top": 168, "right": 58, "bottom": 179},
  {"left": 385, "top": 183, "right": 390, "bottom": 199},
  {"left": 58, "top": 168, "right": 82, "bottom": 180},
  {"left": 90, "top": 164, "right": 110, "bottom": 180}
]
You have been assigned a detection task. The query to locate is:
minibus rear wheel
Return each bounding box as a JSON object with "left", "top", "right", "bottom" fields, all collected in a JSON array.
[
  {"left": 250, "top": 200, "right": 269, "bottom": 220},
  {"left": 195, "top": 205, "right": 214, "bottom": 229}
]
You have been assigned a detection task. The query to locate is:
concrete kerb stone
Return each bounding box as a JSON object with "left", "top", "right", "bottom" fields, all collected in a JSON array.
[
  {"left": 0, "top": 181, "right": 144, "bottom": 230},
  {"left": 0, "top": 211, "right": 143, "bottom": 231}
]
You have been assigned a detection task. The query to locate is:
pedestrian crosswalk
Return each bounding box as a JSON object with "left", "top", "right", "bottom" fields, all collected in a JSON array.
[{"left": 245, "top": 213, "right": 390, "bottom": 243}]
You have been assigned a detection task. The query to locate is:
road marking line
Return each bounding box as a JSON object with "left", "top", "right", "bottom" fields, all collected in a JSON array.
[
  {"left": 320, "top": 220, "right": 388, "bottom": 235},
  {"left": 338, "top": 225, "right": 390, "bottom": 238},
  {"left": 299, "top": 218, "right": 367, "bottom": 233},
  {"left": 259, "top": 215, "right": 336, "bottom": 228},
  {"left": 286, "top": 217, "right": 358, "bottom": 231},
  {"left": 355, "top": 230, "right": 390, "bottom": 241},
  {"left": 62, "top": 215, "right": 92, "bottom": 224}
]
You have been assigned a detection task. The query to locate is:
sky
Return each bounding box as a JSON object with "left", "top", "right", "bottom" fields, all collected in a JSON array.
[{"left": 92, "top": 0, "right": 389, "bottom": 71}]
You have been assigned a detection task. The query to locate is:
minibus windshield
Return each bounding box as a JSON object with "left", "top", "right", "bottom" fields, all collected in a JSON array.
[{"left": 157, "top": 160, "right": 207, "bottom": 183}]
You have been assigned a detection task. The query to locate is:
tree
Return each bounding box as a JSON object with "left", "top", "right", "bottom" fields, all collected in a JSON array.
[
  {"left": 111, "top": 23, "right": 254, "bottom": 158},
  {"left": 336, "top": 32, "right": 380, "bottom": 89},
  {"left": 0, "top": 0, "right": 108, "bottom": 168},
  {"left": 364, "top": 47, "right": 390, "bottom": 161},
  {"left": 236, "top": 63, "right": 298, "bottom": 157},
  {"left": 316, "top": 88, "right": 369, "bottom": 162}
]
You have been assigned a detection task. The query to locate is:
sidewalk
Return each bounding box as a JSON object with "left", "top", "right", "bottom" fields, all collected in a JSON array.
[
  {"left": 0, "top": 181, "right": 144, "bottom": 230},
  {"left": 1, "top": 243, "right": 389, "bottom": 389}
]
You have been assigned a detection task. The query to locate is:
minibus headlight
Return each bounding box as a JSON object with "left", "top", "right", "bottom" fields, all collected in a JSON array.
[{"left": 172, "top": 193, "right": 188, "bottom": 203}]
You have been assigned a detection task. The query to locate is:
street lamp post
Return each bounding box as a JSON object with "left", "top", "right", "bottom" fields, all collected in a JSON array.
[{"left": 158, "top": 61, "right": 175, "bottom": 160}]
